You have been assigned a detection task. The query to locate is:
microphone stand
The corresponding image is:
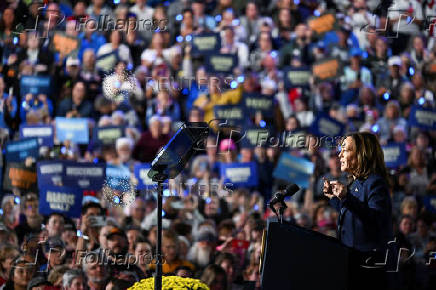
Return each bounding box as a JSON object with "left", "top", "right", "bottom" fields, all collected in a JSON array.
[{"left": 270, "top": 200, "right": 287, "bottom": 224}]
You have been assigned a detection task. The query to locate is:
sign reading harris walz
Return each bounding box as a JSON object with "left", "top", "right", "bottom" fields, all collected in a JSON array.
[
  {"left": 214, "top": 105, "right": 246, "bottom": 127},
  {"left": 205, "top": 54, "right": 238, "bottom": 74},
  {"left": 408, "top": 105, "right": 436, "bottom": 130},
  {"left": 39, "top": 185, "right": 83, "bottom": 218},
  {"left": 191, "top": 32, "right": 221, "bottom": 55}
]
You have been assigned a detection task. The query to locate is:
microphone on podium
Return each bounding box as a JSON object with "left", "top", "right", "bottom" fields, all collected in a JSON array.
[{"left": 268, "top": 184, "right": 300, "bottom": 223}]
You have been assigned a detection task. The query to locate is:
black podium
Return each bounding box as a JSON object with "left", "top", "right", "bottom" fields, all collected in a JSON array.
[{"left": 260, "top": 220, "right": 350, "bottom": 290}]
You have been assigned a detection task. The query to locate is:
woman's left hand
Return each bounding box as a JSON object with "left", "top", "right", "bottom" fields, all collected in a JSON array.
[{"left": 330, "top": 181, "right": 347, "bottom": 200}]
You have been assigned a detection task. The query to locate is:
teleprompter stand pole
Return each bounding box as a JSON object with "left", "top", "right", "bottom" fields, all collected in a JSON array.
[{"left": 154, "top": 175, "right": 165, "bottom": 290}]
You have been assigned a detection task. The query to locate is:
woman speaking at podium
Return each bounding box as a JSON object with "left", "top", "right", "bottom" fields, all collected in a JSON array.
[{"left": 323, "top": 132, "right": 394, "bottom": 290}]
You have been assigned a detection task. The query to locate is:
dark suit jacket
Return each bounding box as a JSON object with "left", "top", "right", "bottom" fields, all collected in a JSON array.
[{"left": 329, "top": 174, "right": 393, "bottom": 253}]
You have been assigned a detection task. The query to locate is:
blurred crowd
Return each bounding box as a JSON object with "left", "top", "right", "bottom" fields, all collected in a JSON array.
[{"left": 0, "top": 0, "right": 436, "bottom": 289}]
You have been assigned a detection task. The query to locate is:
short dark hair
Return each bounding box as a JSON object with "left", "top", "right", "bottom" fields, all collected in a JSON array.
[
  {"left": 81, "top": 202, "right": 103, "bottom": 216},
  {"left": 107, "top": 278, "right": 134, "bottom": 290},
  {"left": 45, "top": 212, "right": 65, "bottom": 224},
  {"left": 175, "top": 265, "right": 193, "bottom": 276}
]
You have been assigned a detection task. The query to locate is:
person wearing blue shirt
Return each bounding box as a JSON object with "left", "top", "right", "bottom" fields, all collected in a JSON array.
[
  {"left": 324, "top": 132, "right": 393, "bottom": 290},
  {"left": 77, "top": 28, "right": 107, "bottom": 62},
  {"left": 20, "top": 93, "right": 53, "bottom": 123}
]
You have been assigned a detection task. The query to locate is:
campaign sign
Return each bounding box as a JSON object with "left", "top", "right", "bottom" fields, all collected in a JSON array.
[
  {"left": 244, "top": 128, "right": 271, "bottom": 148},
  {"left": 5, "top": 138, "right": 39, "bottom": 162},
  {"left": 3, "top": 162, "right": 37, "bottom": 192},
  {"left": 20, "top": 76, "right": 51, "bottom": 97},
  {"left": 214, "top": 105, "right": 246, "bottom": 126},
  {"left": 191, "top": 32, "right": 221, "bottom": 54},
  {"left": 52, "top": 32, "right": 80, "bottom": 57},
  {"left": 307, "top": 12, "right": 337, "bottom": 36},
  {"left": 63, "top": 161, "right": 106, "bottom": 190},
  {"left": 422, "top": 196, "right": 436, "bottom": 213},
  {"left": 20, "top": 124, "right": 54, "bottom": 147},
  {"left": 312, "top": 58, "right": 342, "bottom": 82},
  {"left": 408, "top": 106, "right": 436, "bottom": 130},
  {"left": 382, "top": 142, "right": 407, "bottom": 169},
  {"left": 309, "top": 113, "right": 345, "bottom": 138},
  {"left": 55, "top": 117, "right": 89, "bottom": 144},
  {"left": 37, "top": 161, "right": 65, "bottom": 188},
  {"left": 39, "top": 186, "right": 83, "bottom": 218},
  {"left": 206, "top": 54, "right": 238, "bottom": 74},
  {"left": 243, "top": 93, "right": 274, "bottom": 117},
  {"left": 283, "top": 66, "right": 311, "bottom": 89},
  {"left": 273, "top": 153, "right": 314, "bottom": 188},
  {"left": 93, "top": 126, "right": 125, "bottom": 146},
  {"left": 220, "top": 162, "right": 258, "bottom": 187},
  {"left": 96, "top": 51, "right": 119, "bottom": 73},
  {"left": 134, "top": 163, "right": 155, "bottom": 190},
  {"left": 106, "top": 164, "right": 131, "bottom": 191}
]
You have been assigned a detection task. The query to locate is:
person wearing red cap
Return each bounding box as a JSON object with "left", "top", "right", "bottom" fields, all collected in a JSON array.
[{"left": 219, "top": 139, "right": 237, "bottom": 163}]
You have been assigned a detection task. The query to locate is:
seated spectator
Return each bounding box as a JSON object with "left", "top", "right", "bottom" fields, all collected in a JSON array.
[
  {"left": 0, "top": 75, "right": 17, "bottom": 131},
  {"left": 406, "top": 147, "right": 432, "bottom": 196},
  {"left": 149, "top": 230, "right": 194, "bottom": 274},
  {"left": 57, "top": 81, "right": 93, "bottom": 118},
  {"left": 20, "top": 93, "right": 53, "bottom": 124},
  {"left": 0, "top": 245, "right": 19, "bottom": 287},
  {"left": 14, "top": 193, "right": 43, "bottom": 245},
  {"left": 116, "top": 137, "right": 136, "bottom": 171},
  {"left": 187, "top": 229, "right": 217, "bottom": 269},
  {"left": 146, "top": 90, "right": 181, "bottom": 124},
  {"left": 134, "top": 236, "right": 153, "bottom": 277},
  {"left": 132, "top": 115, "right": 170, "bottom": 162},
  {"left": 376, "top": 100, "right": 408, "bottom": 144},
  {"left": 1, "top": 256, "right": 37, "bottom": 290},
  {"left": 200, "top": 264, "right": 227, "bottom": 290},
  {"left": 45, "top": 213, "right": 65, "bottom": 238},
  {"left": 62, "top": 269, "right": 85, "bottom": 290},
  {"left": 47, "top": 265, "right": 69, "bottom": 288},
  {"left": 81, "top": 251, "right": 109, "bottom": 290}
]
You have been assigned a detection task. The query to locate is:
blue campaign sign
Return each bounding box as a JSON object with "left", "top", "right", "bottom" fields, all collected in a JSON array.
[
  {"left": 106, "top": 164, "right": 131, "bottom": 191},
  {"left": 20, "top": 76, "right": 51, "bottom": 97},
  {"left": 55, "top": 117, "right": 89, "bottom": 144},
  {"left": 20, "top": 124, "right": 54, "bottom": 147},
  {"left": 93, "top": 126, "right": 125, "bottom": 146},
  {"left": 205, "top": 53, "right": 238, "bottom": 74},
  {"left": 382, "top": 142, "right": 407, "bottom": 169},
  {"left": 5, "top": 138, "right": 39, "bottom": 162},
  {"left": 283, "top": 66, "right": 311, "bottom": 89},
  {"left": 37, "top": 160, "right": 65, "bottom": 188},
  {"left": 273, "top": 153, "right": 314, "bottom": 188},
  {"left": 191, "top": 32, "right": 221, "bottom": 54},
  {"left": 63, "top": 161, "right": 106, "bottom": 190},
  {"left": 309, "top": 113, "right": 345, "bottom": 138},
  {"left": 422, "top": 196, "right": 436, "bottom": 213},
  {"left": 243, "top": 93, "right": 274, "bottom": 117},
  {"left": 220, "top": 162, "right": 258, "bottom": 188},
  {"left": 39, "top": 185, "right": 83, "bottom": 218},
  {"left": 408, "top": 105, "right": 436, "bottom": 130},
  {"left": 134, "top": 163, "right": 155, "bottom": 190},
  {"left": 214, "top": 105, "right": 247, "bottom": 127}
]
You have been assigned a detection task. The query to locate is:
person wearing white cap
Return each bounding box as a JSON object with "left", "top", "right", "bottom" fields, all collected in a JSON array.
[{"left": 379, "top": 56, "right": 409, "bottom": 98}]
